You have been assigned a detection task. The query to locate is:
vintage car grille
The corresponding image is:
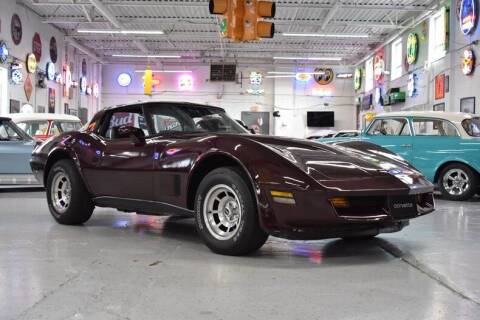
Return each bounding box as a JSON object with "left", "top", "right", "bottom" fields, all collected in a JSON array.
[{"left": 333, "top": 193, "right": 434, "bottom": 220}]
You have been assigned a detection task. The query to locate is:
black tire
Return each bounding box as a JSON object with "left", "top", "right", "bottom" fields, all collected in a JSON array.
[
  {"left": 438, "top": 163, "right": 478, "bottom": 201},
  {"left": 194, "top": 167, "right": 268, "bottom": 256},
  {"left": 46, "top": 159, "right": 94, "bottom": 225}
]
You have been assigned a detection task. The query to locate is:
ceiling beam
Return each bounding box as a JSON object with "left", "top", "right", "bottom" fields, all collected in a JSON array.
[
  {"left": 65, "top": 38, "right": 105, "bottom": 63},
  {"left": 88, "top": 0, "right": 121, "bottom": 28},
  {"left": 320, "top": 1, "right": 341, "bottom": 30},
  {"left": 28, "top": 0, "right": 433, "bottom": 12}
]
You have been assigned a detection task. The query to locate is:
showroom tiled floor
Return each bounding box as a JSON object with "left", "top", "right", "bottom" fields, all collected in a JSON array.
[{"left": 1, "top": 190, "right": 479, "bottom": 320}]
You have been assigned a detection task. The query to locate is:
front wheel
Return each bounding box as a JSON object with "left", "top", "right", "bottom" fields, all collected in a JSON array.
[
  {"left": 438, "top": 164, "right": 478, "bottom": 201},
  {"left": 46, "top": 159, "right": 94, "bottom": 224},
  {"left": 194, "top": 167, "right": 268, "bottom": 256}
]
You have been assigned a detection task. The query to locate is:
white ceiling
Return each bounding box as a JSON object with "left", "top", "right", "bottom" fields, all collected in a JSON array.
[{"left": 20, "top": 0, "right": 440, "bottom": 65}]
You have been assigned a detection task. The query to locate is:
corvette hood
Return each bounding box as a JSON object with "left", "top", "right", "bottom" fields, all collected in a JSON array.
[{"left": 244, "top": 135, "right": 431, "bottom": 191}]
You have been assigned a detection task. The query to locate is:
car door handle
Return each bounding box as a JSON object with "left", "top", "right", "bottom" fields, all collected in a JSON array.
[{"left": 400, "top": 144, "right": 412, "bottom": 148}]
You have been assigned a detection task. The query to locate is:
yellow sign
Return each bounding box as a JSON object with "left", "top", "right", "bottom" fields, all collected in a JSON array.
[
  {"left": 26, "top": 53, "right": 37, "bottom": 73},
  {"left": 143, "top": 68, "right": 152, "bottom": 95}
]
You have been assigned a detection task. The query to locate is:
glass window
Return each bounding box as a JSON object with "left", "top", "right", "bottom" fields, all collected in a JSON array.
[
  {"left": 17, "top": 121, "right": 50, "bottom": 137},
  {"left": 462, "top": 118, "right": 480, "bottom": 137},
  {"left": 367, "top": 118, "right": 410, "bottom": 136},
  {"left": 50, "top": 121, "right": 82, "bottom": 136},
  {"left": 391, "top": 39, "right": 403, "bottom": 80},
  {"left": 0, "top": 121, "right": 28, "bottom": 141},
  {"left": 429, "top": 8, "right": 447, "bottom": 62},
  {"left": 105, "top": 111, "right": 149, "bottom": 139},
  {"left": 145, "top": 104, "right": 248, "bottom": 135},
  {"left": 365, "top": 57, "right": 374, "bottom": 92},
  {"left": 412, "top": 119, "right": 459, "bottom": 136}
]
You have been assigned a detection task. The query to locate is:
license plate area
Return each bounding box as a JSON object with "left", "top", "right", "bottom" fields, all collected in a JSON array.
[{"left": 388, "top": 196, "right": 417, "bottom": 219}]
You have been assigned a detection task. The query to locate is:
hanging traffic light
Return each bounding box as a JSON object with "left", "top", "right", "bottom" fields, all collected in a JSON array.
[
  {"left": 209, "top": 0, "right": 275, "bottom": 42},
  {"left": 243, "top": 0, "right": 275, "bottom": 41},
  {"left": 143, "top": 68, "right": 152, "bottom": 95}
]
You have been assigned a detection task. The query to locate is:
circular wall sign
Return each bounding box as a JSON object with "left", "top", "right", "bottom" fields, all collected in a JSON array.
[
  {"left": 0, "top": 42, "right": 9, "bottom": 64},
  {"left": 32, "top": 32, "right": 42, "bottom": 61},
  {"left": 80, "top": 76, "right": 87, "bottom": 93},
  {"left": 11, "top": 14, "right": 22, "bottom": 45},
  {"left": 117, "top": 73, "right": 132, "bottom": 87},
  {"left": 46, "top": 62, "right": 55, "bottom": 81},
  {"left": 49, "top": 37, "right": 58, "bottom": 63},
  {"left": 460, "top": 0, "right": 477, "bottom": 35},
  {"left": 354, "top": 68, "right": 362, "bottom": 91},
  {"left": 406, "top": 33, "right": 419, "bottom": 65},
  {"left": 462, "top": 49, "right": 475, "bottom": 75},
  {"left": 26, "top": 53, "right": 37, "bottom": 73},
  {"left": 313, "top": 67, "right": 334, "bottom": 85}
]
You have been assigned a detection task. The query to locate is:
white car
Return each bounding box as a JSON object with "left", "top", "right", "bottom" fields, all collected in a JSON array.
[{"left": 5, "top": 113, "right": 82, "bottom": 141}]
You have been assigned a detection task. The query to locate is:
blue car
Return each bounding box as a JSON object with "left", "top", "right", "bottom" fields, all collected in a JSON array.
[
  {"left": 320, "top": 111, "right": 480, "bottom": 201},
  {"left": 0, "top": 116, "right": 39, "bottom": 187}
]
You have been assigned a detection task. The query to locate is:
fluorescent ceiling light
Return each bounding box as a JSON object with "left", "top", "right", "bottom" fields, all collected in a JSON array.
[
  {"left": 267, "top": 71, "right": 325, "bottom": 75},
  {"left": 134, "top": 70, "right": 192, "bottom": 73},
  {"left": 265, "top": 75, "right": 297, "bottom": 78},
  {"left": 77, "top": 29, "right": 164, "bottom": 35},
  {"left": 112, "top": 54, "right": 181, "bottom": 58},
  {"left": 273, "top": 56, "right": 342, "bottom": 61},
  {"left": 336, "top": 73, "right": 353, "bottom": 78},
  {"left": 282, "top": 32, "right": 369, "bottom": 38}
]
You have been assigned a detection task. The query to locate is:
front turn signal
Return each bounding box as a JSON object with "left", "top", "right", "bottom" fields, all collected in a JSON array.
[{"left": 329, "top": 197, "right": 350, "bottom": 208}]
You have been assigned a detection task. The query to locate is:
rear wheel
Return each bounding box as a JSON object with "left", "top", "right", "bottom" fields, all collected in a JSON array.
[
  {"left": 194, "top": 167, "right": 268, "bottom": 256},
  {"left": 46, "top": 159, "right": 94, "bottom": 224},
  {"left": 438, "top": 164, "right": 477, "bottom": 201}
]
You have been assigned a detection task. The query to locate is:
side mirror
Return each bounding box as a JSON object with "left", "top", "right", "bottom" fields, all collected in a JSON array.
[
  {"left": 249, "top": 128, "right": 256, "bottom": 134},
  {"left": 114, "top": 125, "right": 146, "bottom": 146}
]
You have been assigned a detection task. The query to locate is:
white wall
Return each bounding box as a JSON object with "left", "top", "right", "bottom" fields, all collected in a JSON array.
[
  {"left": 0, "top": 2, "right": 102, "bottom": 121},
  {"left": 102, "top": 64, "right": 355, "bottom": 137}
]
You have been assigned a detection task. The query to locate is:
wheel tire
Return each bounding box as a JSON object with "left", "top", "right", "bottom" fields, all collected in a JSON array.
[
  {"left": 438, "top": 163, "right": 478, "bottom": 201},
  {"left": 194, "top": 167, "right": 268, "bottom": 256},
  {"left": 46, "top": 159, "right": 94, "bottom": 225}
]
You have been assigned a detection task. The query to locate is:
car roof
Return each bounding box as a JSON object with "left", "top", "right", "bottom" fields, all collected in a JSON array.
[
  {"left": 5, "top": 113, "right": 81, "bottom": 122},
  {"left": 104, "top": 101, "right": 225, "bottom": 112},
  {"left": 375, "top": 111, "right": 476, "bottom": 122}
]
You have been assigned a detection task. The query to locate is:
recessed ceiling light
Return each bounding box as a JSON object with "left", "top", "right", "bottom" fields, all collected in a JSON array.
[
  {"left": 112, "top": 54, "right": 181, "bottom": 58},
  {"left": 273, "top": 56, "right": 343, "bottom": 61},
  {"left": 77, "top": 29, "right": 164, "bottom": 35},
  {"left": 282, "top": 33, "right": 369, "bottom": 38}
]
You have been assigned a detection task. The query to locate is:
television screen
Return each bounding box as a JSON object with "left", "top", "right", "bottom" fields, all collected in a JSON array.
[{"left": 307, "top": 111, "right": 334, "bottom": 127}]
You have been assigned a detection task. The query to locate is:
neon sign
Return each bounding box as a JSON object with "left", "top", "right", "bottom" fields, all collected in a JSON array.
[
  {"left": 406, "top": 33, "right": 419, "bottom": 65},
  {"left": 354, "top": 68, "right": 362, "bottom": 91},
  {"left": 117, "top": 73, "right": 132, "bottom": 87},
  {"left": 462, "top": 49, "right": 475, "bottom": 75},
  {"left": 178, "top": 74, "right": 193, "bottom": 91},
  {"left": 460, "top": 0, "right": 477, "bottom": 35}
]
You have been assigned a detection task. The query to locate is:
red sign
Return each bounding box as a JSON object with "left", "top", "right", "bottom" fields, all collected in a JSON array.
[
  {"left": 32, "top": 32, "right": 41, "bottom": 61},
  {"left": 24, "top": 74, "right": 33, "bottom": 101},
  {"left": 435, "top": 74, "right": 445, "bottom": 100}
]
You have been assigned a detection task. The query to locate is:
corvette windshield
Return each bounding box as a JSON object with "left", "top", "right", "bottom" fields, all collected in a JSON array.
[
  {"left": 462, "top": 118, "right": 480, "bottom": 137},
  {"left": 147, "top": 104, "right": 249, "bottom": 134}
]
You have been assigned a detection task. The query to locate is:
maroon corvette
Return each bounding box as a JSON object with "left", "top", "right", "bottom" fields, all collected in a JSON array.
[{"left": 31, "top": 102, "right": 434, "bottom": 255}]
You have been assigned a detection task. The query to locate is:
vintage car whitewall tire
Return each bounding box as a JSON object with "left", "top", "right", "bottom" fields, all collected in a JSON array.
[
  {"left": 438, "top": 163, "right": 478, "bottom": 201},
  {"left": 46, "top": 159, "right": 94, "bottom": 224},
  {"left": 195, "top": 167, "right": 268, "bottom": 255}
]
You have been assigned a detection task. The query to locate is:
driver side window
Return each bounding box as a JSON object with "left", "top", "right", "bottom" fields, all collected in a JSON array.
[
  {"left": 367, "top": 118, "right": 410, "bottom": 136},
  {"left": 0, "top": 122, "right": 20, "bottom": 140}
]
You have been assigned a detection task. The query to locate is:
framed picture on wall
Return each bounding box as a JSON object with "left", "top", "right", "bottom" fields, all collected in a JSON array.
[
  {"left": 460, "top": 97, "right": 475, "bottom": 114},
  {"left": 435, "top": 74, "right": 445, "bottom": 100},
  {"left": 433, "top": 103, "right": 445, "bottom": 111},
  {"left": 48, "top": 88, "right": 55, "bottom": 113},
  {"left": 37, "top": 105, "right": 45, "bottom": 113},
  {"left": 64, "top": 103, "right": 69, "bottom": 115},
  {"left": 9, "top": 99, "right": 20, "bottom": 113}
]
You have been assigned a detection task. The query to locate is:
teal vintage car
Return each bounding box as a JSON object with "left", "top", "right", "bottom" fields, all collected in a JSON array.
[
  {"left": 0, "top": 116, "right": 39, "bottom": 187},
  {"left": 319, "top": 111, "right": 480, "bottom": 201}
]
